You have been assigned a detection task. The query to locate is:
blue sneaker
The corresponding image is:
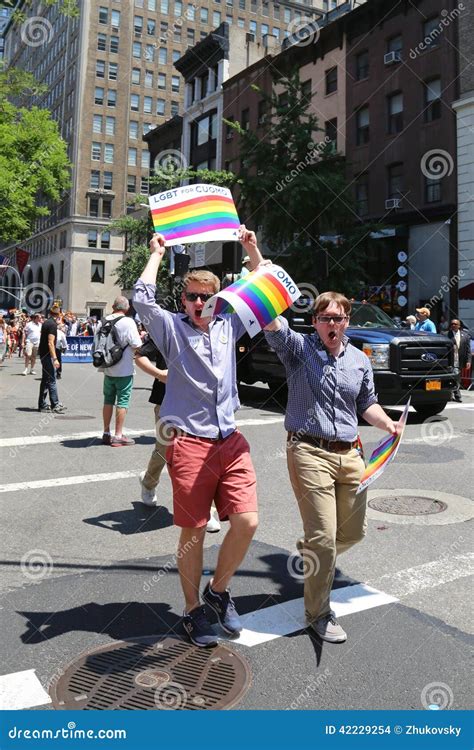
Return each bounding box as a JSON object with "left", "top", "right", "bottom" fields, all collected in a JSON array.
[
  {"left": 182, "top": 605, "right": 218, "bottom": 648},
  {"left": 203, "top": 582, "right": 242, "bottom": 635}
]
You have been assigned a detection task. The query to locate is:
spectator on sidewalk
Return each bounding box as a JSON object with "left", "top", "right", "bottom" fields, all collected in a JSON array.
[
  {"left": 56, "top": 321, "right": 68, "bottom": 379},
  {"left": 264, "top": 292, "right": 399, "bottom": 644},
  {"left": 415, "top": 307, "right": 437, "bottom": 333},
  {"left": 133, "top": 226, "right": 263, "bottom": 648},
  {"left": 22, "top": 313, "right": 41, "bottom": 375},
  {"left": 101, "top": 296, "right": 142, "bottom": 447},
  {"left": 135, "top": 335, "right": 221, "bottom": 532},
  {"left": 38, "top": 304, "right": 65, "bottom": 414},
  {"left": 448, "top": 319, "right": 471, "bottom": 402}
]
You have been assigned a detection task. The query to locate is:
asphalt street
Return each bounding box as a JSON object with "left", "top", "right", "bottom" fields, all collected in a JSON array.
[{"left": 0, "top": 356, "right": 473, "bottom": 711}]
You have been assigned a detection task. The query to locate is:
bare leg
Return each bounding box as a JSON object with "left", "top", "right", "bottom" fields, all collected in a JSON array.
[
  {"left": 212, "top": 512, "right": 258, "bottom": 592},
  {"left": 103, "top": 404, "right": 113, "bottom": 433},
  {"left": 177, "top": 526, "right": 207, "bottom": 612},
  {"left": 114, "top": 407, "right": 127, "bottom": 437}
]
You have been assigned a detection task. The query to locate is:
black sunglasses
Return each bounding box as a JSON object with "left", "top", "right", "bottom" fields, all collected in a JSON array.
[
  {"left": 184, "top": 292, "right": 214, "bottom": 302},
  {"left": 315, "top": 315, "right": 347, "bottom": 324}
]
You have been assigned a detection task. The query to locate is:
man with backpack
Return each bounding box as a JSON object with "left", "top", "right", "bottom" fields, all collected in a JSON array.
[{"left": 95, "top": 296, "right": 142, "bottom": 447}]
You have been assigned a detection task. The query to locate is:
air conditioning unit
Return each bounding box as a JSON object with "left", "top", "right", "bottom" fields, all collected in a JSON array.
[
  {"left": 384, "top": 51, "right": 401, "bottom": 65},
  {"left": 226, "top": 131, "right": 234, "bottom": 140},
  {"left": 385, "top": 198, "right": 401, "bottom": 209},
  {"left": 134, "top": 31, "right": 142, "bottom": 37}
]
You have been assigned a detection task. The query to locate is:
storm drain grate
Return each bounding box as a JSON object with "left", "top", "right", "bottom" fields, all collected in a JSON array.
[
  {"left": 368, "top": 495, "right": 448, "bottom": 516},
  {"left": 51, "top": 637, "right": 251, "bottom": 710}
]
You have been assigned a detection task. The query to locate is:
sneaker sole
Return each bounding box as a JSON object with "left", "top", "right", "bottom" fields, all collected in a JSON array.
[
  {"left": 310, "top": 629, "right": 347, "bottom": 643},
  {"left": 187, "top": 634, "right": 218, "bottom": 648},
  {"left": 204, "top": 599, "right": 242, "bottom": 636}
]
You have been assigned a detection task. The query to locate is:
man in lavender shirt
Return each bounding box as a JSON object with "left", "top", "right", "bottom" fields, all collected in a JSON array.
[{"left": 133, "top": 226, "right": 265, "bottom": 648}]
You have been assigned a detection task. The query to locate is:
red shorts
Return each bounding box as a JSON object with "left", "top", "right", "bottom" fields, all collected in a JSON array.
[{"left": 166, "top": 430, "right": 257, "bottom": 528}]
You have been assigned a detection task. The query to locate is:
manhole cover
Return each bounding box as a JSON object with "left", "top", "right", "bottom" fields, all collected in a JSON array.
[
  {"left": 54, "top": 415, "right": 96, "bottom": 420},
  {"left": 368, "top": 496, "right": 448, "bottom": 515},
  {"left": 51, "top": 637, "right": 251, "bottom": 710}
]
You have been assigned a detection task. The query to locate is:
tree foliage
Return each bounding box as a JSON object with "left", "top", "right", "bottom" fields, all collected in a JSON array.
[
  {"left": 0, "top": 66, "right": 71, "bottom": 243},
  {"left": 227, "top": 71, "right": 378, "bottom": 296}
]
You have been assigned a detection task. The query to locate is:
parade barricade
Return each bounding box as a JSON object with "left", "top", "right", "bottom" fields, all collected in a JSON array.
[{"left": 62, "top": 336, "right": 93, "bottom": 363}]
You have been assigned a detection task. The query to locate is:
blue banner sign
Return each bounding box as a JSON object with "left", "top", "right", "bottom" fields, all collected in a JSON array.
[{"left": 62, "top": 336, "right": 93, "bottom": 363}]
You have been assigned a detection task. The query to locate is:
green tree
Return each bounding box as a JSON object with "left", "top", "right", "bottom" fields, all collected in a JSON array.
[
  {"left": 227, "top": 71, "right": 378, "bottom": 297},
  {"left": 0, "top": 67, "right": 71, "bottom": 242}
]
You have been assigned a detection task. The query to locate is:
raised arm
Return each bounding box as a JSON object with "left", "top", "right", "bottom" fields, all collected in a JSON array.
[{"left": 140, "top": 233, "right": 167, "bottom": 284}]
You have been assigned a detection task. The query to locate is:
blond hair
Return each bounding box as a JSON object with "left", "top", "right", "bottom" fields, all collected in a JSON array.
[
  {"left": 313, "top": 291, "right": 351, "bottom": 317},
  {"left": 183, "top": 270, "right": 220, "bottom": 293}
]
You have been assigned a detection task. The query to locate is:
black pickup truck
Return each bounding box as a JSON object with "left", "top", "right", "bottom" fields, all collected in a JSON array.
[{"left": 236, "top": 301, "right": 456, "bottom": 418}]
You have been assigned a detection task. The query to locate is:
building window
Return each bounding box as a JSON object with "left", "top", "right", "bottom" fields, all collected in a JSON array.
[
  {"left": 356, "top": 50, "right": 369, "bottom": 80},
  {"left": 97, "top": 33, "right": 107, "bottom": 51},
  {"left": 105, "top": 116, "right": 115, "bottom": 135},
  {"left": 102, "top": 199, "right": 113, "bottom": 218},
  {"left": 94, "top": 86, "right": 104, "bottom": 105},
  {"left": 161, "top": 0, "right": 169, "bottom": 11},
  {"left": 425, "top": 176, "right": 442, "bottom": 203},
  {"left": 90, "top": 170, "right": 100, "bottom": 189},
  {"left": 131, "top": 94, "right": 140, "bottom": 111},
  {"left": 134, "top": 14, "right": 143, "bottom": 32},
  {"left": 128, "top": 148, "right": 138, "bottom": 166},
  {"left": 175, "top": 0, "right": 183, "bottom": 15},
  {"left": 387, "top": 163, "right": 403, "bottom": 199},
  {"left": 355, "top": 175, "right": 369, "bottom": 216},
  {"left": 60, "top": 260, "right": 64, "bottom": 284},
  {"left": 96, "top": 60, "right": 105, "bottom": 78},
  {"left": 250, "top": 19, "right": 257, "bottom": 34},
  {"left": 145, "top": 44, "right": 155, "bottom": 61},
  {"left": 133, "top": 42, "right": 142, "bottom": 57},
  {"left": 107, "top": 90, "right": 117, "bottom": 107},
  {"left": 325, "top": 118, "right": 337, "bottom": 149},
  {"left": 171, "top": 100, "right": 179, "bottom": 116},
  {"left": 159, "top": 48, "right": 167, "bottom": 64},
  {"left": 301, "top": 79, "right": 312, "bottom": 100},
  {"left": 158, "top": 72, "right": 166, "bottom": 89},
  {"left": 387, "top": 92, "right": 403, "bottom": 134},
  {"left": 261, "top": 23, "right": 269, "bottom": 35},
  {"left": 241, "top": 108, "right": 250, "bottom": 131},
  {"left": 129, "top": 120, "right": 139, "bottom": 139},
  {"left": 100, "top": 232, "right": 111, "bottom": 249},
  {"left": 172, "top": 49, "right": 180, "bottom": 63},
  {"left": 91, "top": 142, "right": 101, "bottom": 161},
  {"left": 157, "top": 98, "right": 166, "bottom": 115},
  {"left": 127, "top": 175, "right": 137, "bottom": 192},
  {"left": 91, "top": 260, "right": 105, "bottom": 283},
  {"left": 108, "top": 62, "right": 118, "bottom": 80},
  {"left": 89, "top": 196, "right": 100, "bottom": 217},
  {"left": 132, "top": 68, "right": 141, "bottom": 84},
  {"left": 99, "top": 6, "right": 108, "bottom": 24},
  {"left": 238, "top": 17, "right": 245, "bottom": 27},
  {"left": 187, "top": 28, "right": 195, "bottom": 45},
  {"left": 88, "top": 231, "right": 98, "bottom": 248},
  {"left": 144, "top": 95, "right": 153, "bottom": 113},
  {"left": 213, "top": 10, "right": 221, "bottom": 24},
  {"left": 356, "top": 106, "right": 369, "bottom": 145},
  {"left": 187, "top": 4, "right": 196, "bottom": 19},
  {"left": 145, "top": 70, "right": 153, "bottom": 87},
  {"left": 257, "top": 99, "right": 267, "bottom": 125},
  {"left": 104, "top": 144, "right": 114, "bottom": 163},
  {"left": 111, "top": 9, "right": 121, "bottom": 27},
  {"left": 148, "top": 0, "right": 157, "bottom": 9},
  {"left": 200, "top": 72, "right": 208, "bottom": 98},
  {"left": 325, "top": 66, "right": 337, "bottom": 95},
  {"left": 141, "top": 177, "right": 149, "bottom": 193},
  {"left": 141, "top": 150, "right": 150, "bottom": 169},
  {"left": 93, "top": 114, "right": 103, "bottom": 133},
  {"left": 103, "top": 171, "right": 113, "bottom": 190},
  {"left": 110, "top": 36, "right": 119, "bottom": 53},
  {"left": 387, "top": 34, "right": 402, "bottom": 54},
  {"left": 147, "top": 18, "right": 156, "bottom": 34},
  {"left": 424, "top": 78, "right": 441, "bottom": 122},
  {"left": 423, "top": 16, "right": 440, "bottom": 48},
  {"left": 200, "top": 7, "right": 208, "bottom": 21}
]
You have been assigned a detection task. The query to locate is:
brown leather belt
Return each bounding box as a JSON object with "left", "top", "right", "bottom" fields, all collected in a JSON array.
[
  {"left": 171, "top": 428, "right": 229, "bottom": 443},
  {"left": 287, "top": 432, "right": 358, "bottom": 453}
]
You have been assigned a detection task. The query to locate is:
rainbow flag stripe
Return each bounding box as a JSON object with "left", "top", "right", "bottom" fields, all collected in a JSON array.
[
  {"left": 150, "top": 193, "right": 240, "bottom": 242},
  {"left": 361, "top": 432, "right": 400, "bottom": 480}
]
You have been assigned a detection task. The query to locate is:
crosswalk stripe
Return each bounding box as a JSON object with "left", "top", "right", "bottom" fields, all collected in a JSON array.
[
  {"left": 0, "top": 669, "right": 51, "bottom": 710},
  {"left": 0, "top": 416, "right": 285, "bottom": 449},
  {"left": 0, "top": 470, "right": 142, "bottom": 493}
]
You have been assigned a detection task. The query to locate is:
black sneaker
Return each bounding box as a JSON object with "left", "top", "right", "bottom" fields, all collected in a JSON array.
[
  {"left": 52, "top": 405, "right": 66, "bottom": 414},
  {"left": 38, "top": 406, "right": 51, "bottom": 412},
  {"left": 182, "top": 605, "right": 218, "bottom": 648},
  {"left": 203, "top": 582, "right": 242, "bottom": 635}
]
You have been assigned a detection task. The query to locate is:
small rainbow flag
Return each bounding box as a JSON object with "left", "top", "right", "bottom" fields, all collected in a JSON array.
[
  {"left": 202, "top": 265, "right": 301, "bottom": 337},
  {"left": 149, "top": 184, "right": 240, "bottom": 246},
  {"left": 356, "top": 399, "right": 410, "bottom": 494}
]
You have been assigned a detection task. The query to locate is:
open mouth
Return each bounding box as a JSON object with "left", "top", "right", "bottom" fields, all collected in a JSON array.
[
  {"left": 328, "top": 331, "right": 337, "bottom": 341},
  {"left": 195, "top": 310, "right": 202, "bottom": 318}
]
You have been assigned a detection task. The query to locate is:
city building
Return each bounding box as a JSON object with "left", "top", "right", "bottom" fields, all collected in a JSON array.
[{"left": 0, "top": 0, "right": 322, "bottom": 314}]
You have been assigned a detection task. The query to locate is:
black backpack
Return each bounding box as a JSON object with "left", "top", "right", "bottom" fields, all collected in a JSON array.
[{"left": 92, "top": 317, "right": 127, "bottom": 369}]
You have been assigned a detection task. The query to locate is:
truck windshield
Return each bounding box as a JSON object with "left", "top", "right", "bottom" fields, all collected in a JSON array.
[{"left": 350, "top": 303, "right": 398, "bottom": 328}]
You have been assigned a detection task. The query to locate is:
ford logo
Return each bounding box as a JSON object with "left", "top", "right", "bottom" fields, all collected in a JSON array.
[{"left": 421, "top": 352, "right": 438, "bottom": 362}]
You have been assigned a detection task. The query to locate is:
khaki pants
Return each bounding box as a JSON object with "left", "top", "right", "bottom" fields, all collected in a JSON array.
[
  {"left": 142, "top": 405, "right": 168, "bottom": 491},
  {"left": 287, "top": 440, "right": 367, "bottom": 623}
]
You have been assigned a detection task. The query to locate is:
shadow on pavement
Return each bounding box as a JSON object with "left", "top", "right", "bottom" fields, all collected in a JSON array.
[{"left": 83, "top": 501, "right": 173, "bottom": 535}]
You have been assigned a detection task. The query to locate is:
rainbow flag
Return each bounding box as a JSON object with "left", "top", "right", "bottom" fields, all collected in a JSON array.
[
  {"left": 356, "top": 399, "right": 410, "bottom": 494},
  {"left": 149, "top": 184, "right": 240, "bottom": 245},
  {"left": 202, "top": 265, "right": 301, "bottom": 337}
]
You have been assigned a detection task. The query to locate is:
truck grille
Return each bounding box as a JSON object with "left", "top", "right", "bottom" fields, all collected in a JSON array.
[{"left": 395, "top": 340, "right": 453, "bottom": 375}]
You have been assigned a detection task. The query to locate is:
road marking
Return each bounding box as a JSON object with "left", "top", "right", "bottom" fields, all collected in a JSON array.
[
  {"left": 371, "top": 553, "right": 474, "bottom": 598},
  {"left": 0, "top": 416, "right": 285, "bottom": 449},
  {"left": 0, "top": 669, "right": 51, "bottom": 710},
  {"left": 235, "top": 584, "right": 398, "bottom": 647},
  {"left": 0, "top": 470, "right": 142, "bottom": 494}
]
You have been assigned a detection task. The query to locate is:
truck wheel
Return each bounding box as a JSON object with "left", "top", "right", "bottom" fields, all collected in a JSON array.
[{"left": 414, "top": 402, "right": 449, "bottom": 418}]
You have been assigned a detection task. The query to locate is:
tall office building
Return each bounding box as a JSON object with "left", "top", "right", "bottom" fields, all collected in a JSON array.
[{"left": 1, "top": 0, "right": 322, "bottom": 315}]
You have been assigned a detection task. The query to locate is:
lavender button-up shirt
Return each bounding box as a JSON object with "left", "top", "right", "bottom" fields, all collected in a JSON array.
[{"left": 133, "top": 279, "right": 246, "bottom": 438}]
